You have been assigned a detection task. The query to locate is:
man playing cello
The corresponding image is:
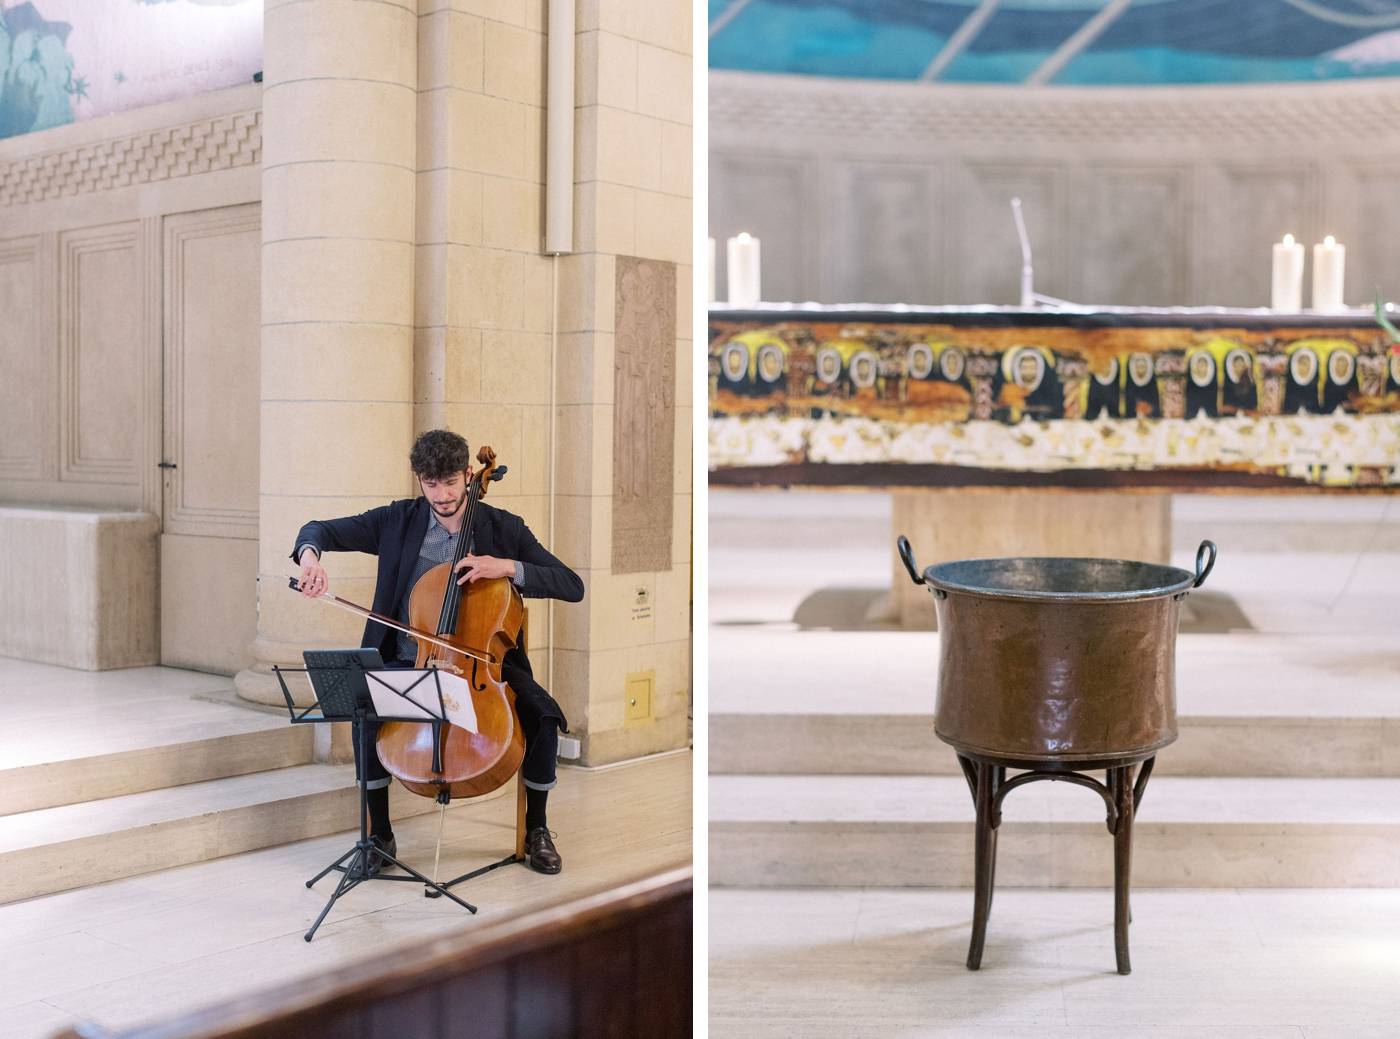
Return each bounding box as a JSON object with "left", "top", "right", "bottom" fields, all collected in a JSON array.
[{"left": 292, "top": 429, "right": 584, "bottom": 875}]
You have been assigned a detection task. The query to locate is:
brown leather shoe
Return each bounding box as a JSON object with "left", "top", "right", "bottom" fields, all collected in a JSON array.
[{"left": 525, "top": 827, "right": 562, "bottom": 874}]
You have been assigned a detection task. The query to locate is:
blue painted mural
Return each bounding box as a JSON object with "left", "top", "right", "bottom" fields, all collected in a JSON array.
[
  {"left": 1, "top": 0, "right": 260, "bottom": 142},
  {"left": 0, "top": 3, "right": 75, "bottom": 138},
  {"left": 709, "top": 0, "right": 1400, "bottom": 84}
]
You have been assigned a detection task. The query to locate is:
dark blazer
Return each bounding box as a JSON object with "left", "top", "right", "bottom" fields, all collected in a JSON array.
[{"left": 291, "top": 497, "right": 583, "bottom": 728}]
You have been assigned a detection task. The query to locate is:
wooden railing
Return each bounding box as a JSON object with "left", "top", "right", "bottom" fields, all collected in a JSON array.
[{"left": 55, "top": 867, "right": 692, "bottom": 1039}]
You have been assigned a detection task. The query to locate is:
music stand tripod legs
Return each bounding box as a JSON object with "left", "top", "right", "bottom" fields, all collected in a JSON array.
[
  {"left": 425, "top": 778, "right": 528, "bottom": 896},
  {"left": 301, "top": 702, "right": 477, "bottom": 941}
]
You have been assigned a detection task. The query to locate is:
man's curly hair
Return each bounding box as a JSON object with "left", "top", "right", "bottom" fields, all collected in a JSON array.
[{"left": 410, "top": 429, "right": 471, "bottom": 481}]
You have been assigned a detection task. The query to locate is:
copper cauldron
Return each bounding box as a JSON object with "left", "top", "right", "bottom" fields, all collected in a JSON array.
[
  {"left": 896, "top": 535, "right": 1217, "bottom": 975},
  {"left": 898, "top": 537, "right": 1216, "bottom": 768}
]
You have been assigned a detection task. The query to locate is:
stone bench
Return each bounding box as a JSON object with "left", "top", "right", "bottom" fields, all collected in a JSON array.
[{"left": 0, "top": 506, "right": 158, "bottom": 669}]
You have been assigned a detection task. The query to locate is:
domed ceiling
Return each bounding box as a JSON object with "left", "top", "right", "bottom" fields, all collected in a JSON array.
[{"left": 708, "top": 0, "right": 1400, "bottom": 84}]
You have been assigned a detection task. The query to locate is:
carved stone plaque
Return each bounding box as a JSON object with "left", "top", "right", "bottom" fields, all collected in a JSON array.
[{"left": 612, "top": 256, "right": 676, "bottom": 575}]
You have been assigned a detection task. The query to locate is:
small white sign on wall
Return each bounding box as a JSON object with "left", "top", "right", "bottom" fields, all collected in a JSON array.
[{"left": 631, "top": 583, "right": 654, "bottom": 623}]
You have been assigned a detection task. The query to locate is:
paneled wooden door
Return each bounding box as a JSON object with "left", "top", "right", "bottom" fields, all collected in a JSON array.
[{"left": 159, "top": 204, "right": 261, "bottom": 673}]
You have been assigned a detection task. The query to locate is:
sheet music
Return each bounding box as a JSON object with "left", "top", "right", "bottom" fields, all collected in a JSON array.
[{"left": 366, "top": 669, "right": 479, "bottom": 733}]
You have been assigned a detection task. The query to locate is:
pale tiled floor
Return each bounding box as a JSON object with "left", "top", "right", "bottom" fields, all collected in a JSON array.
[
  {"left": 709, "top": 490, "right": 1400, "bottom": 1037},
  {"left": 711, "top": 887, "right": 1400, "bottom": 1038},
  {"left": 1, "top": 749, "right": 691, "bottom": 1038}
]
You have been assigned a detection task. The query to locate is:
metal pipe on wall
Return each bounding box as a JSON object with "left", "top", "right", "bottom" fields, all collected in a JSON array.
[
  {"left": 545, "top": 0, "right": 575, "bottom": 255},
  {"left": 544, "top": 0, "right": 576, "bottom": 703}
]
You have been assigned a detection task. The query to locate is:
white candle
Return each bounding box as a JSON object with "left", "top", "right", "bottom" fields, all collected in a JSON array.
[
  {"left": 726, "top": 232, "right": 761, "bottom": 306},
  {"left": 707, "top": 237, "right": 716, "bottom": 304},
  {"left": 1312, "top": 235, "right": 1346, "bottom": 312},
  {"left": 1270, "top": 233, "right": 1303, "bottom": 312}
]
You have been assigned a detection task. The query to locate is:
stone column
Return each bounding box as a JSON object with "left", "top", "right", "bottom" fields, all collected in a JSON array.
[
  {"left": 235, "top": 0, "right": 418, "bottom": 707},
  {"left": 551, "top": 0, "right": 694, "bottom": 765}
]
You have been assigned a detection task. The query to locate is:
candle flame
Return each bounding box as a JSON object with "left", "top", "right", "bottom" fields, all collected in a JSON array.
[
  {"left": 1324, "top": 235, "right": 1336, "bottom": 247},
  {"left": 737, "top": 232, "right": 752, "bottom": 242},
  {"left": 1283, "top": 233, "right": 1294, "bottom": 245}
]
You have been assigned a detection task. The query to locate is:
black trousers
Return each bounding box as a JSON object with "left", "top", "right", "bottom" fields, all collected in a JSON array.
[{"left": 353, "top": 661, "right": 561, "bottom": 792}]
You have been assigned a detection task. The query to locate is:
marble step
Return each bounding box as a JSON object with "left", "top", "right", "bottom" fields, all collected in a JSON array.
[
  {"left": 709, "top": 629, "right": 1400, "bottom": 778},
  {"left": 710, "top": 711, "right": 1400, "bottom": 778},
  {"left": 710, "top": 773, "right": 1400, "bottom": 888},
  {"left": 0, "top": 711, "right": 315, "bottom": 817},
  {"left": 0, "top": 764, "right": 442, "bottom": 904}
]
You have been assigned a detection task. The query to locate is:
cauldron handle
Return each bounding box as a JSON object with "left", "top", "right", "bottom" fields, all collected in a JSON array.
[
  {"left": 1193, "top": 540, "right": 1217, "bottom": 588},
  {"left": 897, "top": 535, "right": 925, "bottom": 585}
]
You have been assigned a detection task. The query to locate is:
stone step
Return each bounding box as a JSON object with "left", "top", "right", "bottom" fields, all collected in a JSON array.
[
  {"left": 0, "top": 764, "right": 444, "bottom": 904},
  {"left": 0, "top": 700, "right": 315, "bottom": 817},
  {"left": 709, "top": 629, "right": 1400, "bottom": 778},
  {"left": 711, "top": 712, "right": 1400, "bottom": 778},
  {"left": 710, "top": 773, "right": 1400, "bottom": 889}
]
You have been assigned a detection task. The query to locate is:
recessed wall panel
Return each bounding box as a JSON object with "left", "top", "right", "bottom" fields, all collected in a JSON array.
[
  {"left": 0, "top": 237, "right": 43, "bottom": 481},
  {"left": 711, "top": 154, "right": 811, "bottom": 304},
  {"left": 954, "top": 164, "right": 1065, "bottom": 306},
  {"left": 1077, "top": 168, "right": 1189, "bottom": 307},
  {"left": 59, "top": 224, "right": 143, "bottom": 490},
  {"left": 835, "top": 163, "right": 937, "bottom": 305},
  {"left": 163, "top": 205, "right": 260, "bottom": 539}
]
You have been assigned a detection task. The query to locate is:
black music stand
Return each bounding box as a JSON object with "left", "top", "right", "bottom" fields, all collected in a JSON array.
[{"left": 273, "top": 650, "right": 477, "bottom": 941}]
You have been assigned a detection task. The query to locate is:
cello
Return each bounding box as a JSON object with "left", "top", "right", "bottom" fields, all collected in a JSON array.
[
  {"left": 375, "top": 445, "right": 527, "bottom": 800},
  {"left": 290, "top": 446, "right": 526, "bottom": 803}
]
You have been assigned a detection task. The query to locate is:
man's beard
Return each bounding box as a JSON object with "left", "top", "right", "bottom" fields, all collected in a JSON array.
[{"left": 430, "top": 493, "right": 466, "bottom": 518}]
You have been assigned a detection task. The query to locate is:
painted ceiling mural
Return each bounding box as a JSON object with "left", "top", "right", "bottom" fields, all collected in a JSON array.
[
  {"left": 0, "top": 0, "right": 261, "bottom": 141},
  {"left": 708, "top": 0, "right": 1400, "bottom": 84}
]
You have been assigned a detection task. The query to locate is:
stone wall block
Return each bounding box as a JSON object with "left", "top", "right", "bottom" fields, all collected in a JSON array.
[
  {"left": 263, "top": 80, "right": 415, "bottom": 168},
  {"left": 557, "top": 252, "right": 615, "bottom": 334},
  {"left": 414, "top": 325, "right": 484, "bottom": 405},
  {"left": 484, "top": 21, "right": 545, "bottom": 106},
  {"left": 595, "top": 0, "right": 691, "bottom": 54},
  {"left": 671, "top": 493, "right": 691, "bottom": 564},
  {"left": 266, "top": 0, "right": 416, "bottom": 88},
  {"left": 554, "top": 493, "right": 612, "bottom": 573},
  {"left": 554, "top": 403, "right": 613, "bottom": 496},
  {"left": 517, "top": 403, "right": 552, "bottom": 496},
  {"left": 261, "top": 401, "right": 413, "bottom": 498},
  {"left": 578, "top": 31, "right": 639, "bottom": 111},
  {"left": 636, "top": 43, "right": 691, "bottom": 125},
  {"left": 259, "top": 494, "right": 394, "bottom": 575},
  {"left": 263, "top": 238, "right": 415, "bottom": 326},
  {"left": 264, "top": 163, "right": 415, "bottom": 244},
  {"left": 416, "top": 169, "right": 484, "bottom": 246},
  {"left": 453, "top": 246, "right": 526, "bottom": 328},
  {"left": 414, "top": 242, "right": 452, "bottom": 328},
  {"left": 635, "top": 189, "right": 691, "bottom": 265},
  {"left": 0, "top": 509, "right": 158, "bottom": 670},
  {"left": 482, "top": 176, "right": 543, "bottom": 251},
  {"left": 660, "top": 120, "right": 692, "bottom": 197},
  {"left": 574, "top": 182, "right": 636, "bottom": 255},
  {"left": 521, "top": 254, "right": 554, "bottom": 333},
  {"left": 594, "top": 108, "right": 663, "bottom": 191},
  {"left": 450, "top": 91, "right": 527, "bottom": 179},
  {"left": 550, "top": 647, "right": 596, "bottom": 731},
  {"left": 480, "top": 330, "right": 553, "bottom": 404},
  {"left": 440, "top": 402, "right": 523, "bottom": 474},
  {"left": 654, "top": 563, "right": 691, "bottom": 645},
  {"left": 418, "top": 10, "right": 486, "bottom": 93},
  {"left": 262, "top": 322, "right": 413, "bottom": 404}
]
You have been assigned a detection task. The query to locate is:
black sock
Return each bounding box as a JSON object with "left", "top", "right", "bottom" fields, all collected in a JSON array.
[
  {"left": 525, "top": 787, "right": 548, "bottom": 832},
  {"left": 367, "top": 785, "right": 393, "bottom": 840}
]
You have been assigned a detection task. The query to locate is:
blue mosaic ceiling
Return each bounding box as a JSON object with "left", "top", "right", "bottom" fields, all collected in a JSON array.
[{"left": 708, "top": 0, "right": 1400, "bottom": 84}]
